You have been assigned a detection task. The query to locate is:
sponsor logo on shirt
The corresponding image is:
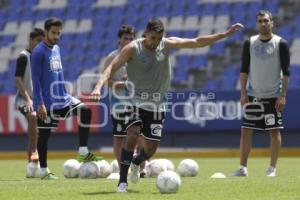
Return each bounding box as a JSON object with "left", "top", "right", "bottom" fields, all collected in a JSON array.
[
  {"left": 253, "top": 43, "right": 275, "bottom": 59},
  {"left": 49, "top": 56, "right": 62, "bottom": 72},
  {"left": 150, "top": 124, "right": 162, "bottom": 137}
]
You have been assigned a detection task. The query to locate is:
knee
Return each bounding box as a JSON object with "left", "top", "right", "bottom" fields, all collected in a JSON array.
[
  {"left": 270, "top": 131, "right": 281, "bottom": 140},
  {"left": 125, "top": 126, "right": 140, "bottom": 148},
  {"left": 127, "top": 125, "right": 140, "bottom": 136},
  {"left": 27, "top": 112, "right": 37, "bottom": 123}
]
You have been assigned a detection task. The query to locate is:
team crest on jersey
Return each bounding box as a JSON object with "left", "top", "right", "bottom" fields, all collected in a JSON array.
[
  {"left": 253, "top": 43, "right": 275, "bottom": 59},
  {"left": 156, "top": 51, "right": 165, "bottom": 61},
  {"left": 49, "top": 56, "right": 62, "bottom": 72},
  {"left": 265, "top": 114, "right": 275, "bottom": 126}
]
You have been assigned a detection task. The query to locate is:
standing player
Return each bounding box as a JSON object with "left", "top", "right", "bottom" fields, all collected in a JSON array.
[
  {"left": 100, "top": 25, "right": 147, "bottom": 177},
  {"left": 31, "top": 17, "right": 101, "bottom": 180},
  {"left": 91, "top": 19, "right": 243, "bottom": 192},
  {"left": 15, "top": 28, "right": 44, "bottom": 164},
  {"left": 231, "top": 10, "right": 290, "bottom": 177}
]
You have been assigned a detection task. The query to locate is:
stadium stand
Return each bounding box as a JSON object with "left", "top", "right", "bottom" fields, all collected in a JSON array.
[{"left": 0, "top": 0, "right": 300, "bottom": 94}]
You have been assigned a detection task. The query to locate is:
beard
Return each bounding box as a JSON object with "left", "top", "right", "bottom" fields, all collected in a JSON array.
[
  {"left": 259, "top": 27, "right": 271, "bottom": 35},
  {"left": 46, "top": 35, "right": 58, "bottom": 45},
  {"left": 48, "top": 39, "right": 58, "bottom": 45}
]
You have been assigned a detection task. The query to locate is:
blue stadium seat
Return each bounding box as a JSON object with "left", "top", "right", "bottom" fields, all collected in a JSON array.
[
  {"left": 65, "top": 5, "right": 81, "bottom": 19},
  {"left": 153, "top": 3, "right": 169, "bottom": 16},
  {"left": 247, "top": 2, "right": 262, "bottom": 14},
  {"left": 209, "top": 41, "right": 226, "bottom": 56},
  {"left": 169, "top": 4, "right": 184, "bottom": 16},
  {"left": 221, "top": 75, "right": 237, "bottom": 90},
  {"left": 190, "top": 56, "right": 207, "bottom": 69},
  {"left": 204, "top": 79, "right": 221, "bottom": 90},
  {"left": 277, "top": 25, "right": 293, "bottom": 44},
  {"left": 175, "top": 55, "right": 191, "bottom": 69},
  {"left": 51, "top": 9, "right": 66, "bottom": 20},
  {"left": 263, "top": 0, "right": 278, "bottom": 13},
  {"left": 184, "top": 3, "right": 201, "bottom": 16},
  {"left": 216, "top": 3, "right": 230, "bottom": 15},
  {"left": 167, "top": 31, "right": 183, "bottom": 37},
  {"left": 173, "top": 68, "right": 188, "bottom": 83},
  {"left": 34, "top": 10, "right": 51, "bottom": 21},
  {"left": 201, "top": 3, "right": 216, "bottom": 16},
  {"left": 182, "top": 31, "right": 198, "bottom": 38},
  {"left": 231, "top": 2, "right": 246, "bottom": 16},
  {"left": 0, "top": 35, "right": 15, "bottom": 47}
]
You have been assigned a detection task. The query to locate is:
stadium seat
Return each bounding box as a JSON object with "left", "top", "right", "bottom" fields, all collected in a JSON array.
[{"left": 204, "top": 79, "right": 221, "bottom": 90}]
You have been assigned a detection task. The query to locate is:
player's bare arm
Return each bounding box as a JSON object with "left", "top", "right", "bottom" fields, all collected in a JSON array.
[
  {"left": 240, "top": 73, "right": 249, "bottom": 106},
  {"left": 15, "top": 76, "right": 33, "bottom": 112},
  {"left": 90, "top": 43, "right": 134, "bottom": 101},
  {"left": 165, "top": 23, "right": 244, "bottom": 49},
  {"left": 276, "top": 75, "right": 289, "bottom": 112},
  {"left": 101, "top": 54, "right": 127, "bottom": 90}
]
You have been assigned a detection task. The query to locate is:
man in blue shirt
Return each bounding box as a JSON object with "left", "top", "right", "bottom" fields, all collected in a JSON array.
[{"left": 31, "top": 17, "right": 101, "bottom": 179}]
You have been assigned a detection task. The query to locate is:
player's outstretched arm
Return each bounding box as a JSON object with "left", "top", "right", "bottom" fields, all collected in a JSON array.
[
  {"left": 100, "top": 54, "right": 127, "bottom": 89},
  {"left": 90, "top": 43, "right": 134, "bottom": 102},
  {"left": 165, "top": 23, "right": 244, "bottom": 49}
]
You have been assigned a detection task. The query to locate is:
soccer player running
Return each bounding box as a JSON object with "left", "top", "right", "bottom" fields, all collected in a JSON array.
[
  {"left": 31, "top": 17, "right": 101, "bottom": 180},
  {"left": 15, "top": 28, "right": 44, "bottom": 164},
  {"left": 100, "top": 25, "right": 147, "bottom": 177},
  {"left": 90, "top": 19, "right": 243, "bottom": 192},
  {"left": 231, "top": 10, "right": 290, "bottom": 177}
]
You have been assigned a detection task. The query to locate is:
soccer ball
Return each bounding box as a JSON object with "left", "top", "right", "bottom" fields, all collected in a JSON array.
[
  {"left": 26, "top": 162, "right": 40, "bottom": 178},
  {"left": 156, "top": 170, "right": 181, "bottom": 193},
  {"left": 177, "top": 159, "right": 199, "bottom": 177},
  {"left": 78, "top": 162, "right": 99, "bottom": 179},
  {"left": 62, "top": 159, "right": 81, "bottom": 178},
  {"left": 147, "top": 159, "right": 167, "bottom": 177},
  {"left": 158, "top": 158, "right": 175, "bottom": 171},
  {"left": 96, "top": 160, "right": 111, "bottom": 178},
  {"left": 110, "top": 160, "right": 119, "bottom": 173}
]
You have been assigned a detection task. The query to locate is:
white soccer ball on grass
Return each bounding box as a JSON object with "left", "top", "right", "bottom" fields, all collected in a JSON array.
[
  {"left": 156, "top": 170, "right": 181, "bottom": 193},
  {"left": 147, "top": 159, "right": 167, "bottom": 177},
  {"left": 62, "top": 159, "right": 81, "bottom": 178},
  {"left": 110, "top": 160, "right": 119, "bottom": 173},
  {"left": 26, "top": 162, "right": 40, "bottom": 178},
  {"left": 177, "top": 159, "right": 199, "bottom": 177},
  {"left": 96, "top": 160, "right": 111, "bottom": 178},
  {"left": 78, "top": 161, "right": 99, "bottom": 179}
]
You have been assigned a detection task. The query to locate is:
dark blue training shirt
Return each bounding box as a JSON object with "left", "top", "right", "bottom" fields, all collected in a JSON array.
[{"left": 31, "top": 42, "right": 72, "bottom": 111}]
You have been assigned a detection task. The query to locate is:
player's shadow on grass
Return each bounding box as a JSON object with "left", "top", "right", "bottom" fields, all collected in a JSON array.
[{"left": 82, "top": 189, "right": 140, "bottom": 195}]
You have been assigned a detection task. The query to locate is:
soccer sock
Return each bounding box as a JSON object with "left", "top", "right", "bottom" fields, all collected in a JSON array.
[
  {"left": 78, "top": 105, "right": 91, "bottom": 147},
  {"left": 37, "top": 128, "right": 51, "bottom": 168},
  {"left": 78, "top": 146, "right": 89, "bottom": 155},
  {"left": 269, "top": 166, "right": 276, "bottom": 171},
  {"left": 119, "top": 148, "right": 134, "bottom": 184},
  {"left": 40, "top": 167, "right": 50, "bottom": 175},
  {"left": 132, "top": 148, "right": 150, "bottom": 165}
]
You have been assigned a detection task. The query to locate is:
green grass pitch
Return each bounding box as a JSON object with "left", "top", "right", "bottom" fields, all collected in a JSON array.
[{"left": 0, "top": 158, "right": 299, "bottom": 200}]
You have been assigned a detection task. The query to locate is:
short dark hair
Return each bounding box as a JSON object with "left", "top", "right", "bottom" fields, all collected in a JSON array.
[
  {"left": 118, "top": 25, "right": 135, "bottom": 38},
  {"left": 145, "top": 18, "right": 164, "bottom": 34},
  {"left": 256, "top": 10, "right": 273, "bottom": 21},
  {"left": 30, "top": 27, "right": 44, "bottom": 39},
  {"left": 44, "top": 17, "right": 62, "bottom": 31}
]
